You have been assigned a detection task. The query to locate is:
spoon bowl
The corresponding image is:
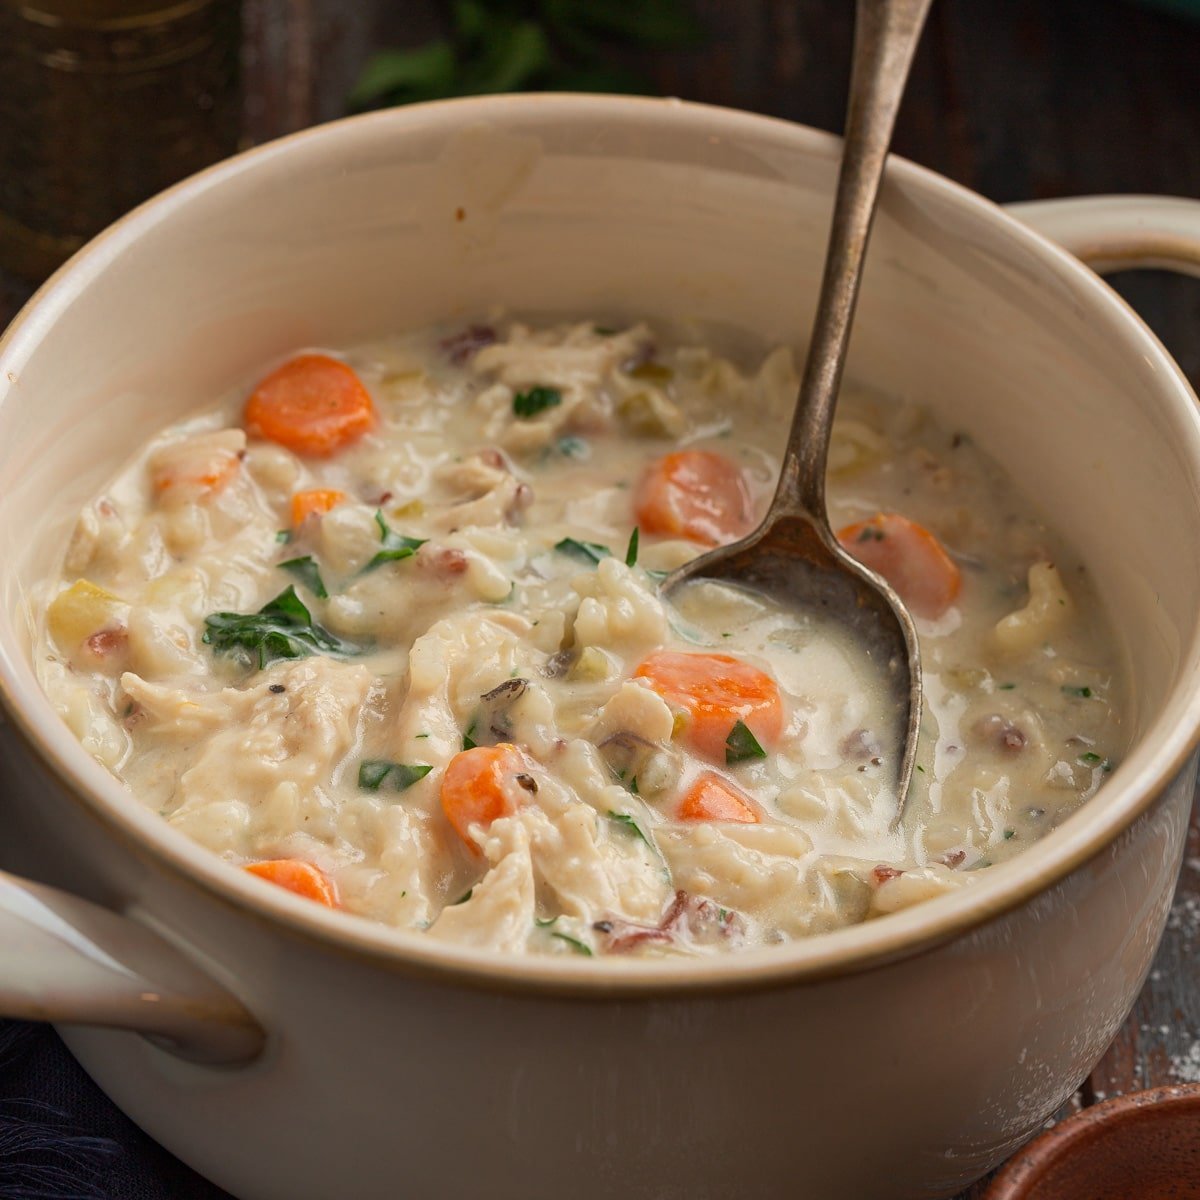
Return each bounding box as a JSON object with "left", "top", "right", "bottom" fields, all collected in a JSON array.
[
  {"left": 662, "top": 0, "right": 932, "bottom": 811},
  {"left": 660, "top": 510, "right": 923, "bottom": 807}
]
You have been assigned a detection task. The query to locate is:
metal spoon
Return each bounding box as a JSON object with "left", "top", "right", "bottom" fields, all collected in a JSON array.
[{"left": 660, "top": 0, "right": 932, "bottom": 813}]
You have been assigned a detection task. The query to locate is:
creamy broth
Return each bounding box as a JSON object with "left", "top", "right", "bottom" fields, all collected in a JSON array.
[{"left": 36, "top": 319, "right": 1124, "bottom": 956}]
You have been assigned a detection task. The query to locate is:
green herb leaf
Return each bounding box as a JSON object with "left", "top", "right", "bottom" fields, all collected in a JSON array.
[
  {"left": 450, "top": 888, "right": 474, "bottom": 906},
  {"left": 997, "top": 682, "right": 1016, "bottom": 691},
  {"left": 1003, "top": 829, "right": 1015, "bottom": 840},
  {"left": 556, "top": 435, "right": 589, "bottom": 459},
  {"left": 462, "top": 720, "right": 477, "bottom": 751},
  {"left": 1062, "top": 685, "right": 1093, "bottom": 699},
  {"left": 358, "top": 760, "right": 433, "bottom": 792},
  {"left": 593, "top": 325, "right": 619, "bottom": 336},
  {"left": 279, "top": 555, "right": 328, "bottom": 599},
  {"left": 358, "top": 760, "right": 394, "bottom": 791},
  {"left": 857, "top": 526, "right": 886, "bottom": 542},
  {"left": 608, "top": 810, "right": 652, "bottom": 848},
  {"left": 551, "top": 931, "right": 593, "bottom": 956},
  {"left": 275, "top": 529, "right": 291, "bottom": 544},
  {"left": 534, "top": 915, "right": 558, "bottom": 927},
  {"left": 513, "top": 385, "right": 562, "bottom": 418},
  {"left": 363, "top": 510, "right": 427, "bottom": 574},
  {"left": 724, "top": 719, "right": 766, "bottom": 765},
  {"left": 203, "top": 586, "right": 358, "bottom": 670},
  {"left": 624, "top": 526, "right": 640, "bottom": 567},
  {"left": 348, "top": 0, "right": 701, "bottom": 114},
  {"left": 348, "top": 41, "right": 458, "bottom": 109},
  {"left": 554, "top": 537, "right": 611, "bottom": 565}
]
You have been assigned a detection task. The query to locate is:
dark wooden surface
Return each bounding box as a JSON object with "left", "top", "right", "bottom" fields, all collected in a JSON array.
[{"left": 2, "top": 1, "right": 1198, "bottom": 1196}]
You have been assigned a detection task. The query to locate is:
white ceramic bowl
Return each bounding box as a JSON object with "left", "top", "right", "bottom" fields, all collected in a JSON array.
[{"left": 2, "top": 96, "right": 1200, "bottom": 1200}]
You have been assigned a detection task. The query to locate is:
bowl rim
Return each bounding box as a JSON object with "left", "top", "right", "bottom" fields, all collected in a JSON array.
[{"left": 2, "top": 92, "right": 1200, "bottom": 998}]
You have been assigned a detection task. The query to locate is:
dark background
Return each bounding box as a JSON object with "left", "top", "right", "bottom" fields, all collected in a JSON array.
[{"left": 1, "top": 1, "right": 1198, "bottom": 1197}]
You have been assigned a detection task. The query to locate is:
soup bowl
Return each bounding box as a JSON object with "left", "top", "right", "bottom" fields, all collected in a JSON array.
[{"left": 1, "top": 95, "right": 1200, "bottom": 1200}]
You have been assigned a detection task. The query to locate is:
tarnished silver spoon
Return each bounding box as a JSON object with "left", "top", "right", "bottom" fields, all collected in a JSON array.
[{"left": 661, "top": 0, "right": 932, "bottom": 813}]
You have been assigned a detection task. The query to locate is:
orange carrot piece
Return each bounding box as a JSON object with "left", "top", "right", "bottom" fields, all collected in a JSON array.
[
  {"left": 836, "top": 512, "right": 962, "bottom": 619},
  {"left": 244, "top": 859, "right": 338, "bottom": 907},
  {"left": 244, "top": 354, "right": 375, "bottom": 457},
  {"left": 441, "top": 743, "right": 529, "bottom": 851},
  {"left": 634, "top": 449, "right": 753, "bottom": 546},
  {"left": 151, "top": 451, "right": 239, "bottom": 498},
  {"left": 678, "top": 771, "right": 761, "bottom": 824},
  {"left": 291, "top": 487, "right": 347, "bottom": 527},
  {"left": 634, "top": 651, "right": 785, "bottom": 761}
]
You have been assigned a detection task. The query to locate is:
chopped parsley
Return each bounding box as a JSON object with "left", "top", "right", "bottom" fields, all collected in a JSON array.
[
  {"left": 275, "top": 529, "right": 291, "bottom": 544},
  {"left": 279, "top": 554, "right": 328, "bottom": 599},
  {"left": 997, "top": 682, "right": 1017, "bottom": 691},
  {"left": 1062, "top": 685, "right": 1093, "bottom": 698},
  {"left": 857, "top": 525, "right": 886, "bottom": 542},
  {"left": 608, "top": 810, "right": 652, "bottom": 848},
  {"left": 554, "top": 537, "right": 611, "bottom": 565},
  {"left": 534, "top": 915, "right": 558, "bottom": 927},
  {"left": 551, "top": 932, "right": 592, "bottom": 956},
  {"left": 916, "top": 764, "right": 926, "bottom": 774},
  {"left": 462, "top": 720, "right": 477, "bottom": 751},
  {"left": 1078, "top": 751, "right": 1114, "bottom": 772},
  {"left": 593, "top": 325, "right": 619, "bottom": 336},
  {"left": 1003, "top": 829, "right": 1015, "bottom": 840},
  {"left": 450, "top": 888, "right": 473, "bottom": 906},
  {"left": 357, "top": 760, "right": 433, "bottom": 792},
  {"left": 624, "top": 526, "right": 640, "bottom": 567},
  {"left": 557, "top": 436, "right": 589, "bottom": 459},
  {"left": 203, "top": 586, "right": 357, "bottom": 670},
  {"left": 363, "top": 510, "right": 426, "bottom": 574},
  {"left": 725, "top": 719, "right": 767, "bottom": 765},
  {"left": 512, "top": 385, "right": 562, "bottom": 418}
]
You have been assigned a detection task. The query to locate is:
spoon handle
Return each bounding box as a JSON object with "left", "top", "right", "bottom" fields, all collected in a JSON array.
[{"left": 773, "top": 0, "right": 933, "bottom": 523}]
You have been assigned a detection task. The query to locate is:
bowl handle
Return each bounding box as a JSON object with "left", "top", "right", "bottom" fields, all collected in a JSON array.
[
  {"left": 1005, "top": 195, "right": 1200, "bottom": 277},
  {"left": 0, "top": 868, "right": 264, "bottom": 1064}
]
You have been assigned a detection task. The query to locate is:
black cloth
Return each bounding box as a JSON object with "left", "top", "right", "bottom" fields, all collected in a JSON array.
[{"left": 0, "top": 1022, "right": 228, "bottom": 1200}]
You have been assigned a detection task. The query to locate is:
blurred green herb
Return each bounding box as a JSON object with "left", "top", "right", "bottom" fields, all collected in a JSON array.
[
  {"left": 363, "top": 510, "right": 427, "bottom": 574},
  {"left": 555, "top": 537, "right": 611, "bottom": 565},
  {"left": 513, "top": 385, "right": 562, "bottom": 419},
  {"left": 551, "top": 931, "right": 593, "bottom": 956},
  {"left": 358, "top": 760, "right": 433, "bottom": 792},
  {"left": 725, "top": 719, "right": 766, "bottom": 765},
  {"left": 349, "top": 0, "right": 702, "bottom": 111},
  {"left": 624, "top": 526, "right": 640, "bottom": 567},
  {"left": 280, "top": 555, "right": 328, "bottom": 599}
]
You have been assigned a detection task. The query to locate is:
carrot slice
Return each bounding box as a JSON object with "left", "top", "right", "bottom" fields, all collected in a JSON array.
[
  {"left": 245, "top": 354, "right": 375, "bottom": 457},
  {"left": 291, "top": 487, "right": 347, "bottom": 527},
  {"left": 244, "top": 859, "right": 338, "bottom": 907},
  {"left": 634, "top": 651, "right": 784, "bottom": 761},
  {"left": 441, "top": 743, "right": 529, "bottom": 851},
  {"left": 837, "top": 512, "right": 962, "bottom": 619},
  {"left": 634, "top": 449, "right": 753, "bottom": 546},
  {"left": 678, "top": 771, "right": 761, "bottom": 824}
]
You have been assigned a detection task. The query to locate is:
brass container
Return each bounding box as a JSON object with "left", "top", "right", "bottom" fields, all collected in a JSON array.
[{"left": 0, "top": 0, "right": 241, "bottom": 282}]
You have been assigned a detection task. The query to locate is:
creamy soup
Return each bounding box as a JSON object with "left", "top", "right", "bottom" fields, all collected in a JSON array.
[{"left": 36, "top": 319, "right": 1124, "bottom": 956}]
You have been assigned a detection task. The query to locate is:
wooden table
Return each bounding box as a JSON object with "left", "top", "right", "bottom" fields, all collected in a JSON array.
[{"left": 2, "top": 1, "right": 1197, "bottom": 1195}]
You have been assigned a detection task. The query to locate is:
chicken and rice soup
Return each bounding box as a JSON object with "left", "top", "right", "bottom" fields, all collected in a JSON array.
[{"left": 36, "top": 319, "right": 1123, "bottom": 957}]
